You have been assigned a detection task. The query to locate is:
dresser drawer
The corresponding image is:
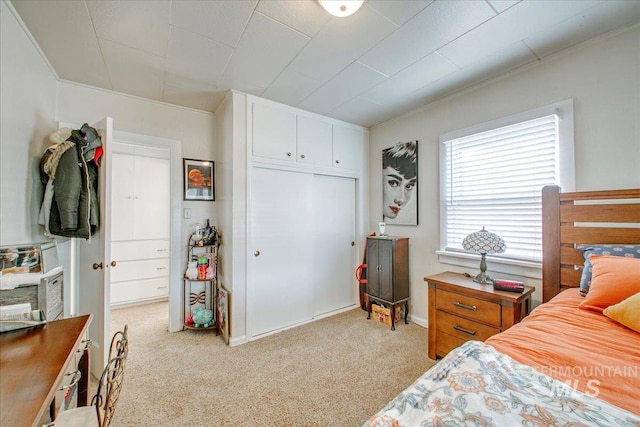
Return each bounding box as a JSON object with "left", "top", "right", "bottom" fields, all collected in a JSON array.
[
  {"left": 436, "top": 289, "right": 501, "bottom": 327},
  {"left": 436, "top": 310, "right": 500, "bottom": 342},
  {"left": 111, "top": 277, "right": 168, "bottom": 305},
  {"left": 112, "top": 239, "right": 169, "bottom": 261},
  {"left": 435, "top": 331, "right": 466, "bottom": 358},
  {"left": 110, "top": 258, "right": 169, "bottom": 283}
]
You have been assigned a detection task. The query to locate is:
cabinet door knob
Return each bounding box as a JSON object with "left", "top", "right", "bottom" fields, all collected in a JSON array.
[
  {"left": 286, "top": 152, "right": 292, "bottom": 157},
  {"left": 254, "top": 250, "right": 260, "bottom": 257},
  {"left": 351, "top": 241, "right": 355, "bottom": 246},
  {"left": 92, "top": 262, "right": 104, "bottom": 270},
  {"left": 335, "top": 160, "right": 340, "bottom": 164},
  {"left": 300, "top": 154, "right": 305, "bottom": 159},
  {"left": 110, "top": 261, "right": 117, "bottom": 267}
]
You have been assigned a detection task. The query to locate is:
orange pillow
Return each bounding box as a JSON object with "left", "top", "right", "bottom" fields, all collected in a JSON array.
[
  {"left": 578, "top": 255, "right": 640, "bottom": 312},
  {"left": 603, "top": 292, "right": 640, "bottom": 333}
]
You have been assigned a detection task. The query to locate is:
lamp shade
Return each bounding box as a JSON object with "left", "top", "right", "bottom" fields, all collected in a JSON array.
[
  {"left": 319, "top": 0, "right": 364, "bottom": 17},
  {"left": 462, "top": 227, "right": 506, "bottom": 255}
]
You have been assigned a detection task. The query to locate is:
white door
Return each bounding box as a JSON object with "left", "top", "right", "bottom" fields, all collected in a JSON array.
[
  {"left": 248, "top": 167, "right": 314, "bottom": 337},
  {"left": 76, "top": 117, "right": 112, "bottom": 377},
  {"left": 313, "top": 175, "right": 357, "bottom": 316}
]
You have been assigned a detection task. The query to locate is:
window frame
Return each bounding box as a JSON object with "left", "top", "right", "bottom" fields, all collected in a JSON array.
[{"left": 438, "top": 99, "right": 575, "bottom": 278}]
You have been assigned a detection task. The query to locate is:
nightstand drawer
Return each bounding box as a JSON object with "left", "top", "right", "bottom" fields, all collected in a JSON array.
[
  {"left": 435, "top": 331, "right": 466, "bottom": 357},
  {"left": 436, "top": 310, "right": 499, "bottom": 342},
  {"left": 436, "top": 289, "right": 501, "bottom": 327}
]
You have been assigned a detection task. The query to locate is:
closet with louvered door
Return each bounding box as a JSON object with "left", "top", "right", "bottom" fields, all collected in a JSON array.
[{"left": 110, "top": 142, "right": 170, "bottom": 307}]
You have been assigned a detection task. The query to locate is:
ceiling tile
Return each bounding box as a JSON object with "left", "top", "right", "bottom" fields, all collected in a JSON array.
[
  {"left": 525, "top": 0, "right": 640, "bottom": 59},
  {"left": 367, "top": 0, "right": 433, "bottom": 26},
  {"left": 421, "top": 41, "right": 538, "bottom": 106},
  {"left": 165, "top": 26, "right": 234, "bottom": 87},
  {"left": 99, "top": 39, "right": 164, "bottom": 102},
  {"left": 171, "top": 0, "right": 257, "bottom": 49},
  {"left": 288, "top": 4, "right": 398, "bottom": 83},
  {"left": 438, "top": 0, "right": 602, "bottom": 68},
  {"left": 256, "top": 0, "right": 330, "bottom": 38},
  {"left": 10, "top": 0, "right": 111, "bottom": 89},
  {"left": 219, "top": 12, "right": 310, "bottom": 95},
  {"left": 361, "top": 53, "right": 459, "bottom": 105},
  {"left": 298, "top": 61, "right": 388, "bottom": 115},
  {"left": 163, "top": 80, "right": 227, "bottom": 112},
  {"left": 359, "top": 0, "right": 496, "bottom": 77},
  {"left": 328, "top": 97, "right": 398, "bottom": 128},
  {"left": 87, "top": 1, "right": 170, "bottom": 57},
  {"left": 261, "top": 68, "right": 324, "bottom": 107},
  {"left": 487, "top": 0, "right": 521, "bottom": 14}
]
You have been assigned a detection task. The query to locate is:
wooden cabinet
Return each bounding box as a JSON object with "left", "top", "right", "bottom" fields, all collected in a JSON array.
[
  {"left": 425, "top": 271, "right": 534, "bottom": 360},
  {"left": 250, "top": 97, "right": 363, "bottom": 173},
  {"left": 110, "top": 143, "right": 170, "bottom": 307},
  {"left": 216, "top": 92, "right": 366, "bottom": 345},
  {"left": 297, "top": 115, "right": 332, "bottom": 167},
  {"left": 251, "top": 101, "right": 296, "bottom": 162},
  {"left": 366, "top": 236, "right": 409, "bottom": 330},
  {"left": 248, "top": 168, "right": 357, "bottom": 337},
  {"left": 110, "top": 240, "right": 169, "bottom": 306},
  {"left": 332, "top": 124, "right": 363, "bottom": 170}
]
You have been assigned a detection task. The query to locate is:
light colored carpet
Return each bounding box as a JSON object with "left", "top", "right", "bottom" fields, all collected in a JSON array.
[{"left": 109, "top": 302, "right": 435, "bottom": 427}]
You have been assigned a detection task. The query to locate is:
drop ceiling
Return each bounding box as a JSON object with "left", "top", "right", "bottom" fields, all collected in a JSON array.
[{"left": 10, "top": 0, "right": 640, "bottom": 128}]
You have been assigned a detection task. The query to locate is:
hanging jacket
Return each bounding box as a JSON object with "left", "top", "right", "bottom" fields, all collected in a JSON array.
[{"left": 40, "top": 125, "right": 101, "bottom": 239}]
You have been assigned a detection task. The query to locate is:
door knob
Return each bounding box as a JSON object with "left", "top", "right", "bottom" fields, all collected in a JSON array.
[
  {"left": 110, "top": 261, "right": 117, "bottom": 267},
  {"left": 92, "top": 262, "right": 104, "bottom": 270},
  {"left": 254, "top": 250, "right": 260, "bottom": 257}
]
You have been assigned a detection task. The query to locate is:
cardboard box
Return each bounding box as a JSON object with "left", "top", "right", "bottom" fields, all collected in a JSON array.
[{"left": 371, "top": 303, "right": 403, "bottom": 326}]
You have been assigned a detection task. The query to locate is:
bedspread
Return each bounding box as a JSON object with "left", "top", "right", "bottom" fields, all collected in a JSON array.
[{"left": 363, "top": 340, "right": 640, "bottom": 427}]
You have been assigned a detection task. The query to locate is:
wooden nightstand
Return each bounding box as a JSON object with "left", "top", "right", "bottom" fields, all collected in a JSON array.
[{"left": 425, "top": 271, "right": 534, "bottom": 360}]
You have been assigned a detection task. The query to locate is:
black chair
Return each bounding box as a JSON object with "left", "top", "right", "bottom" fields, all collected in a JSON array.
[{"left": 47, "top": 326, "right": 129, "bottom": 427}]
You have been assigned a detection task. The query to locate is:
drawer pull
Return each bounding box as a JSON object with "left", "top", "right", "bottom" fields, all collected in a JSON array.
[
  {"left": 157, "top": 248, "right": 167, "bottom": 252},
  {"left": 453, "top": 301, "right": 476, "bottom": 311},
  {"left": 157, "top": 267, "right": 167, "bottom": 270},
  {"left": 453, "top": 325, "right": 476, "bottom": 336},
  {"left": 58, "top": 370, "right": 81, "bottom": 391}
]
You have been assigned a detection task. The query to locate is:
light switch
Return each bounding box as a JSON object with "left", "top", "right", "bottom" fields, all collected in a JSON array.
[{"left": 183, "top": 208, "right": 191, "bottom": 219}]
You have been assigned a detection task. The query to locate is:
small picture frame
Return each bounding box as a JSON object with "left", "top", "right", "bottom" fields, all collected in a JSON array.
[
  {"left": 183, "top": 158, "right": 215, "bottom": 201},
  {"left": 216, "top": 285, "right": 229, "bottom": 345}
]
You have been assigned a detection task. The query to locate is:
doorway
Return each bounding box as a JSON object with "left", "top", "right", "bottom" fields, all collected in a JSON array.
[{"left": 108, "top": 131, "right": 182, "bottom": 333}]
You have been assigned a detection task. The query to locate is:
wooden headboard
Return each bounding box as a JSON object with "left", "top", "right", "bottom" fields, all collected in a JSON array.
[{"left": 542, "top": 185, "right": 640, "bottom": 302}]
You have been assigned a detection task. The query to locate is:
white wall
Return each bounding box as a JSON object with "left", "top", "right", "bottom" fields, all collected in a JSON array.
[
  {"left": 369, "top": 25, "right": 640, "bottom": 326},
  {"left": 56, "top": 81, "right": 217, "bottom": 240},
  {"left": 0, "top": 1, "right": 57, "bottom": 246}
]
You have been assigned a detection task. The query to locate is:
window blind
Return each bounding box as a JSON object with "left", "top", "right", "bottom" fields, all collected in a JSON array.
[{"left": 442, "top": 114, "right": 558, "bottom": 262}]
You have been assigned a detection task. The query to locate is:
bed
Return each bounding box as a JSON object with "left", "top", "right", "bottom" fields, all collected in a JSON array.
[{"left": 363, "top": 185, "right": 640, "bottom": 426}]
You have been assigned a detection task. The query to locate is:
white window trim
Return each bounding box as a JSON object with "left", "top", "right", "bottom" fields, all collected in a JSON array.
[{"left": 438, "top": 99, "right": 575, "bottom": 273}]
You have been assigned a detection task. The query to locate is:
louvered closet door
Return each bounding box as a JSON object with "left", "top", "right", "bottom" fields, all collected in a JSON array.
[
  {"left": 249, "top": 167, "right": 314, "bottom": 337},
  {"left": 312, "top": 175, "right": 357, "bottom": 316}
]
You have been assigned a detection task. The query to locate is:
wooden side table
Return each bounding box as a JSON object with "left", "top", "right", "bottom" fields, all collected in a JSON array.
[{"left": 425, "top": 271, "right": 534, "bottom": 360}]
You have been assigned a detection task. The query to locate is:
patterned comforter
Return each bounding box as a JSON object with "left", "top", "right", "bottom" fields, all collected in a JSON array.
[{"left": 363, "top": 341, "right": 640, "bottom": 427}]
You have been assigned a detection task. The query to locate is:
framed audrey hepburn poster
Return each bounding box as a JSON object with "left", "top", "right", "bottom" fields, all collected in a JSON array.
[{"left": 382, "top": 141, "right": 418, "bottom": 225}]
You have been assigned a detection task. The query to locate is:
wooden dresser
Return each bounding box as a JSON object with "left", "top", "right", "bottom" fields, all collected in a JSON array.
[{"left": 425, "top": 271, "right": 534, "bottom": 360}]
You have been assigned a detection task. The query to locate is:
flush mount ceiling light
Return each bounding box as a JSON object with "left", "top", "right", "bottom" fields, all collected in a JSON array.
[{"left": 319, "top": 0, "right": 364, "bottom": 17}]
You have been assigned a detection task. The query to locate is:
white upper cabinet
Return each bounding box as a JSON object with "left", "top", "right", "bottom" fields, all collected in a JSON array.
[
  {"left": 251, "top": 101, "right": 296, "bottom": 162},
  {"left": 296, "top": 115, "right": 332, "bottom": 167},
  {"left": 250, "top": 96, "right": 364, "bottom": 174},
  {"left": 333, "top": 124, "right": 363, "bottom": 171}
]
